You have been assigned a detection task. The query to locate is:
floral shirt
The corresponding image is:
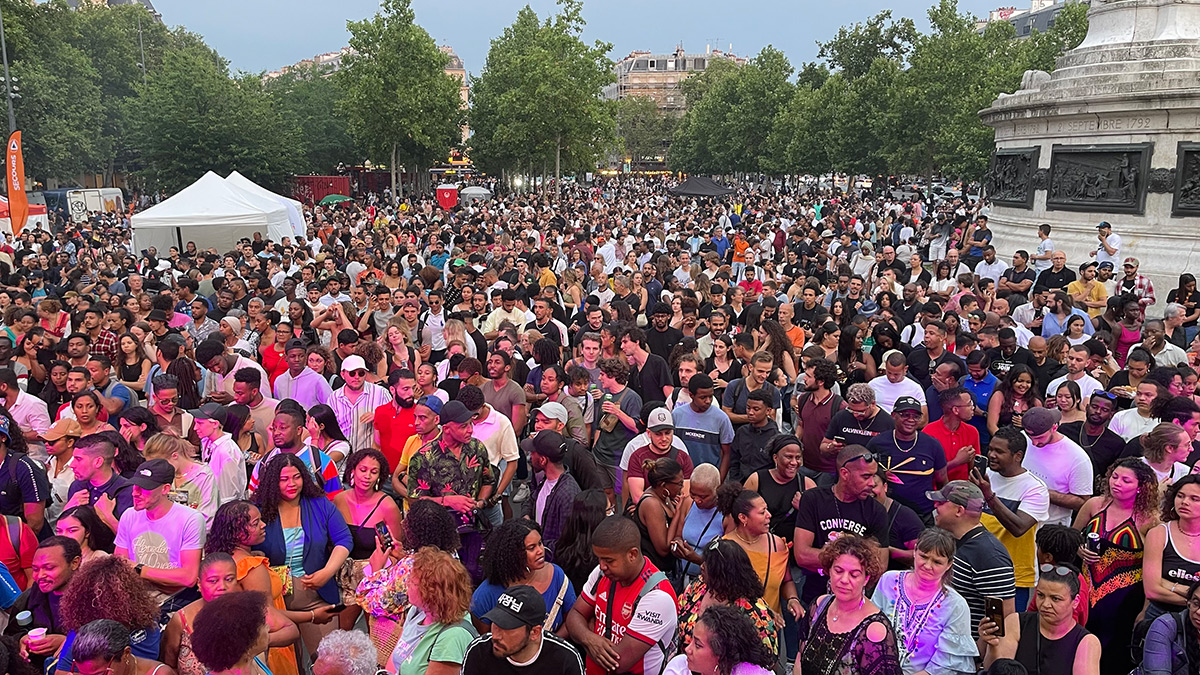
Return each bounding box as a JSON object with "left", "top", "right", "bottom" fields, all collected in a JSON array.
[
  {"left": 676, "top": 579, "right": 779, "bottom": 659},
  {"left": 406, "top": 435, "right": 496, "bottom": 527}
]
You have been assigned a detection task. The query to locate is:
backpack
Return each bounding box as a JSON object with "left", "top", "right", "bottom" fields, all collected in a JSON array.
[
  {"left": 590, "top": 568, "right": 672, "bottom": 675},
  {"left": 1131, "top": 610, "right": 1186, "bottom": 672}
]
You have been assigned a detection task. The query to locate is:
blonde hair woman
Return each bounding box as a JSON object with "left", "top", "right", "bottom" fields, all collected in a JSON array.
[{"left": 441, "top": 319, "right": 475, "bottom": 359}]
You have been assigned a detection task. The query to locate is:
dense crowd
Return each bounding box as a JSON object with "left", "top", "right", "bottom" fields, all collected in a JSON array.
[{"left": 0, "top": 177, "right": 1195, "bottom": 675}]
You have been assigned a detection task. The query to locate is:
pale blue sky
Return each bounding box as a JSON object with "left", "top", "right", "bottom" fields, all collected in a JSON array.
[{"left": 152, "top": 0, "right": 1003, "bottom": 76}]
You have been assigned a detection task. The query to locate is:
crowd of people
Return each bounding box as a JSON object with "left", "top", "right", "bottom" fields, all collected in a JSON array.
[{"left": 0, "top": 176, "right": 1196, "bottom": 675}]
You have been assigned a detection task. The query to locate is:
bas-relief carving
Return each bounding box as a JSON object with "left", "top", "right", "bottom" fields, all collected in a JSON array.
[
  {"left": 1047, "top": 143, "right": 1152, "bottom": 214},
  {"left": 1174, "top": 143, "right": 1200, "bottom": 216},
  {"left": 987, "top": 148, "right": 1039, "bottom": 209},
  {"left": 1148, "top": 168, "right": 1177, "bottom": 193}
]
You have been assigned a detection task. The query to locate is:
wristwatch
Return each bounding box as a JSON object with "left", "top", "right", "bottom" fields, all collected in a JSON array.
[{"left": 134, "top": 563, "right": 144, "bottom": 576}]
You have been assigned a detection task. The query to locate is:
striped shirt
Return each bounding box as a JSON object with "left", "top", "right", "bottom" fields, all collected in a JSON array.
[
  {"left": 952, "top": 525, "right": 1016, "bottom": 639},
  {"left": 249, "top": 445, "right": 342, "bottom": 497},
  {"left": 329, "top": 382, "right": 393, "bottom": 453}
]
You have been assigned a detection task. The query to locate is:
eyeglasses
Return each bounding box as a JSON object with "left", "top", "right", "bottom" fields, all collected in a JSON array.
[
  {"left": 840, "top": 451, "right": 877, "bottom": 467},
  {"left": 347, "top": 370, "right": 367, "bottom": 377},
  {"left": 72, "top": 655, "right": 117, "bottom": 675},
  {"left": 1188, "top": 598, "right": 1200, "bottom": 611},
  {"left": 1039, "top": 563, "right": 1075, "bottom": 576}
]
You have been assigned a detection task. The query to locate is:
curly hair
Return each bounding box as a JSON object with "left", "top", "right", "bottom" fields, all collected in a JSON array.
[
  {"left": 411, "top": 546, "right": 472, "bottom": 624},
  {"left": 402, "top": 500, "right": 460, "bottom": 552},
  {"left": 759, "top": 320, "right": 795, "bottom": 371},
  {"left": 59, "top": 556, "right": 159, "bottom": 632},
  {"left": 205, "top": 500, "right": 259, "bottom": 555},
  {"left": 1103, "top": 458, "right": 1160, "bottom": 524},
  {"left": 701, "top": 539, "right": 764, "bottom": 603},
  {"left": 191, "top": 591, "right": 268, "bottom": 672},
  {"left": 1162, "top": 475, "right": 1200, "bottom": 522},
  {"left": 481, "top": 519, "right": 542, "bottom": 587},
  {"left": 254, "top": 453, "right": 327, "bottom": 525},
  {"left": 817, "top": 534, "right": 883, "bottom": 587},
  {"left": 0, "top": 404, "right": 30, "bottom": 456},
  {"left": 597, "top": 356, "right": 629, "bottom": 384},
  {"left": 716, "top": 481, "right": 762, "bottom": 526},
  {"left": 342, "top": 448, "right": 391, "bottom": 492},
  {"left": 695, "top": 605, "right": 777, "bottom": 675},
  {"left": 57, "top": 505, "right": 115, "bottom": 554}
]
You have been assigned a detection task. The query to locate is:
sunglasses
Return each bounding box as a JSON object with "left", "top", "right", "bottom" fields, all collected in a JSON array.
[
  {"left": 1039, "top": 563, "right": 1075, "bottom": 576},
  {"left": 346, "top": 370, "right": 367, "bottom": 377},
  {"left": 840, "top": 450, "right": 877, "bottom": 468},
  {"left": 1091, "top": 390, "right": 1118, "bottom": 402}
]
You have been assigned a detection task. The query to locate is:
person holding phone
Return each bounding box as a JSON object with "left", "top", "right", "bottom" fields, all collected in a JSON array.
[
  {"left": 971, "top": 427, "right": 1050, "bottom": 611},
  {"left": 333, "top": 449, "right": 402, "bottom": 633}
]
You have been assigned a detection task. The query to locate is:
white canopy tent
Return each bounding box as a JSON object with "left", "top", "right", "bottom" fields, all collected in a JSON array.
[
  {"left": 225, "top": 171, "right": 306, "bottom": 240},
  {"left": 131, "top": 171, "right": 294, "bottom": 253}
]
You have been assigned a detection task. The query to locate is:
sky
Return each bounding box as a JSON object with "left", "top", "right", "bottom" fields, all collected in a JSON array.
[{"left": 151, "top": 0, "right": 1004, "bottom": 76}]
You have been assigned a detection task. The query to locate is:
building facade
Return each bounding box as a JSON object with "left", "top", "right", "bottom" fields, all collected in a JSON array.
[{"left": 602, "top": 47, "right": 745, "bottom": 113}]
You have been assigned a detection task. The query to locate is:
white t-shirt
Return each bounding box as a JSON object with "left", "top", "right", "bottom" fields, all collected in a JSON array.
[
  {"left": 1046, "top": 373, "right": 1104, "bottom": 404},
  {"left": 1096, "top": 233, "right": 1122, "bottom": 267},
  {"left": 1109, "top": 409, "right": 1159, "bottom": 442},
  {"left": 868, "top": 375, "right": 927, "bottom": 413},
  {"left": 988, "top": 470, "right": 1050, "bottom": 523},
  {"left": 1034, "top": 238, "right": 1055, "bottom": 271},
  {"left": 536, "top": 475, "right": 560, "bottom": 523},
  {"left": 1021, "top": 434, "right": 1094, "bottom": 525}
]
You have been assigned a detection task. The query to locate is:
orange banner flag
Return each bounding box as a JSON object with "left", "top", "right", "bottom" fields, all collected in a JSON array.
[{"left": 5, "top": 131, "right": 26, "bottom": 238}]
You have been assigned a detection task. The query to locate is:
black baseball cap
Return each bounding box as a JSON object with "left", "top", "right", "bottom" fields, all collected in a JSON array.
[
  {"left": 285, "top": 338, "right": 307, "bottom": 353},
  {"left": 482, "top": 585, "right": 546, "bottom": 629},
  {"left": 893, "top": 396, "right": 923, "bottom": 414},
  {"left": 439, "top": 400, "right": 476, "bottom": 425},
  {"left": 130, "top": 459, "right": 175, "bottom": 489}
]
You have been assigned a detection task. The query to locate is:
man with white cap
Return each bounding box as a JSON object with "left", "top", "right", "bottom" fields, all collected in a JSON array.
[
  {"left": 621, "top": 407, "right": 693, "bottom": 503},
  {"left": 329, "top": 354, "right": 392, "bottom": 452},
  {"left": 532, "top": 402, "right": 609, "bottom": 495},
  {"left": 1019, "top": 407, "right": 1093, "bottom": 526},
  {"left": 463, "top": 585, "right": 584, "bottom": 675}
]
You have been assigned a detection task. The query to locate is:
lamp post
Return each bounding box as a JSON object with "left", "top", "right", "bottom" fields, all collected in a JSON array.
[{"left": 0, "top": 4, "right": 15, "bottom": 134}]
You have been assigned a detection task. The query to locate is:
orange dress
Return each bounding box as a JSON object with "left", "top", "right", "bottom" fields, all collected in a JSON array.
[{"left": 237, "top": 555, "right": 300, "bottom": 675}]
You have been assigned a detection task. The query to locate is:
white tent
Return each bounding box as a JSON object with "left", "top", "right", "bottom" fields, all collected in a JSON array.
[
  {"left": 225, "top": 171, "right": 306, "bottom": 240},
  {"left": 131, "top": 171, "right": 293, "bottom": 253}
]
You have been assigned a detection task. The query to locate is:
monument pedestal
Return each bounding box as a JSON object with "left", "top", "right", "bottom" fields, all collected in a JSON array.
[{"left": 981, "top": 0, "right": 1200, "bottom": 295}]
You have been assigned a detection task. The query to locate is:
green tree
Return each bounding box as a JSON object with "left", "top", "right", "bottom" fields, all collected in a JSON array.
[
  {"left": 338, "top": 0, "right": 464, "bottom": 197},
  {"left": 817, "top": 10, "right": 917, "bottom": 79},
  {"left": 2, "top": 0, "right": 104, "bottom": 182},
  {"left": 128, "top": 40, "right": 299, "bottom": 192},
  {"left": 266, "top": 63, "right": 358, "bottom": 174},
  {"left": 670, "top": 46, "right": 793, "bottom": 174},
  {"left": 469, "top": 0, "right": 615, "bottom": 193},
  {"left": 615, "top": 96, "right": 675, "bottom": 166},
  {"left": 71, "top": 3, "right": 172, "bottom": 186}
]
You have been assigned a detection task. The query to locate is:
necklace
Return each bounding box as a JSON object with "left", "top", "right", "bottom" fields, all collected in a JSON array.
[
  {"left": 734, "top": 529, "right": 763, "bottom": 547},
  {"left": 1180, "top": 521, "right": 1200, "bottom": 537},
  {"left": 1075, "top": 425, "right": 1102, "bottom": 451},
  {"left": 893, "top": 431, "right": 917, "bottom": 453},
  {"left": 830, "top": 594, "right": 865, "bottom": 622}
]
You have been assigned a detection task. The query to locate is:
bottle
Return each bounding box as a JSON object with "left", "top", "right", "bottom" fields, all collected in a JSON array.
[{"left": 1086, "top": 532, "right": 1103, "bottom": 554}]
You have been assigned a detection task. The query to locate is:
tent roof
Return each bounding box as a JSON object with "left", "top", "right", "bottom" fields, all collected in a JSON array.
[
  {"left": 225, "top": 171, "right": 306, "bottom": 238},
  {"left": 668, "top": 177, "right": 735, "bottom": 197},
  {"left": 131, "top": 171, "right": 289, "bottom": 229}
]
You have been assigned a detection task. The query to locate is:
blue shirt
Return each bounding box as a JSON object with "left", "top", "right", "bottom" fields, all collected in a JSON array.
[
  {"left": 469, "top": 565, "right": 577, "bottom": 631},
  {"left": 1041, "top": 308, "right": 1096, "bottom": 339},
  {"left": 961, "top": 372, "right": 999, "bottom": 446},
  {"left": 50, "top": 624, "right": 162, "bottom": 674},
  {"left": 671, "top": 404, "right": 735, "bottom": 468}
]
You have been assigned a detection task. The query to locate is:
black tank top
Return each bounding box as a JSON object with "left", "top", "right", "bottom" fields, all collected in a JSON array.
[
  {"left": 345, "top": 495, "right": 386, "bottom": 560},
  {"left": 1014, "top": 612, "right": 1088, "bottom": 675},
  {"left": 1152, "top": 523, "right": 1200, "bottom": 613},
  {"left": 754, "top": 468, "right": 804, "bottom": 541},
  {"left": 631, "top": 495, "right": 675, "bottom": 573}
]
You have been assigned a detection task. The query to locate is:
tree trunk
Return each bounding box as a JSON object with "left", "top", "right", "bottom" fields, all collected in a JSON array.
[
  {"left": 390, "top": 143, "right": 398, "bottom": 205},
  {"left": 555, "top": 134, "right": 562, "bottom": 201}
]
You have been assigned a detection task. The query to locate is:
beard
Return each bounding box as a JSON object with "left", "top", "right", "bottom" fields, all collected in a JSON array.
[{"left": 397, "top": 396, "right": 415, "bottom": 409}]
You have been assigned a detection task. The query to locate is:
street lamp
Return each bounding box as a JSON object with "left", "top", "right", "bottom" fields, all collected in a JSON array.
[{"left": 0, "top": 4, "right": 16, "bottom": 133}]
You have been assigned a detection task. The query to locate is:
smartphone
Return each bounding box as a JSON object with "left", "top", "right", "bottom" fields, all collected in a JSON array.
[
  {"left": 973, "top": 454, "right": 989, "bottom": 474},
  {"left": 330, "top": 603, "right": 347, "bottom": 613},
  {"left": 984, "top": 597, "right": 1005, "bottom": 637},
  {"left": 833, "top": 434, "right": 848, "bottom": 444},
  {"left": 375, "top": 522, "right": 394, "bottom": 550}
]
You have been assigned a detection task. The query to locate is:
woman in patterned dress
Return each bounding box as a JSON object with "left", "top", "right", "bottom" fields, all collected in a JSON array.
[
  {"left": 677, "top": 539, "right": 780, "bottom": 660},
  {"left": 1074, "top": 457, "right": 1160, "bottom": 675}
]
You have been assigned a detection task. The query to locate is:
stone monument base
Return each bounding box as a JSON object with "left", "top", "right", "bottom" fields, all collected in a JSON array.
[{"left": 980, "top": 0, "right": 1200, "bottom": 299}]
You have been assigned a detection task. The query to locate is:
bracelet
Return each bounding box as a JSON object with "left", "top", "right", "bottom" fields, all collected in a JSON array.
[
  {"left": 1172, "top": 583, "right": 1179, "bottom": 594},
  {"left": 786, "top": 597, "right": 800, "bottom": 606},
  {"left": 310, "top": 610, "right": 316, "bottom": 622}
]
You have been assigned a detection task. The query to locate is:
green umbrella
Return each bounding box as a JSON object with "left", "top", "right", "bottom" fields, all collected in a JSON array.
[{"left": 318, "top": 194, "right": 352, "bottom": 205}]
